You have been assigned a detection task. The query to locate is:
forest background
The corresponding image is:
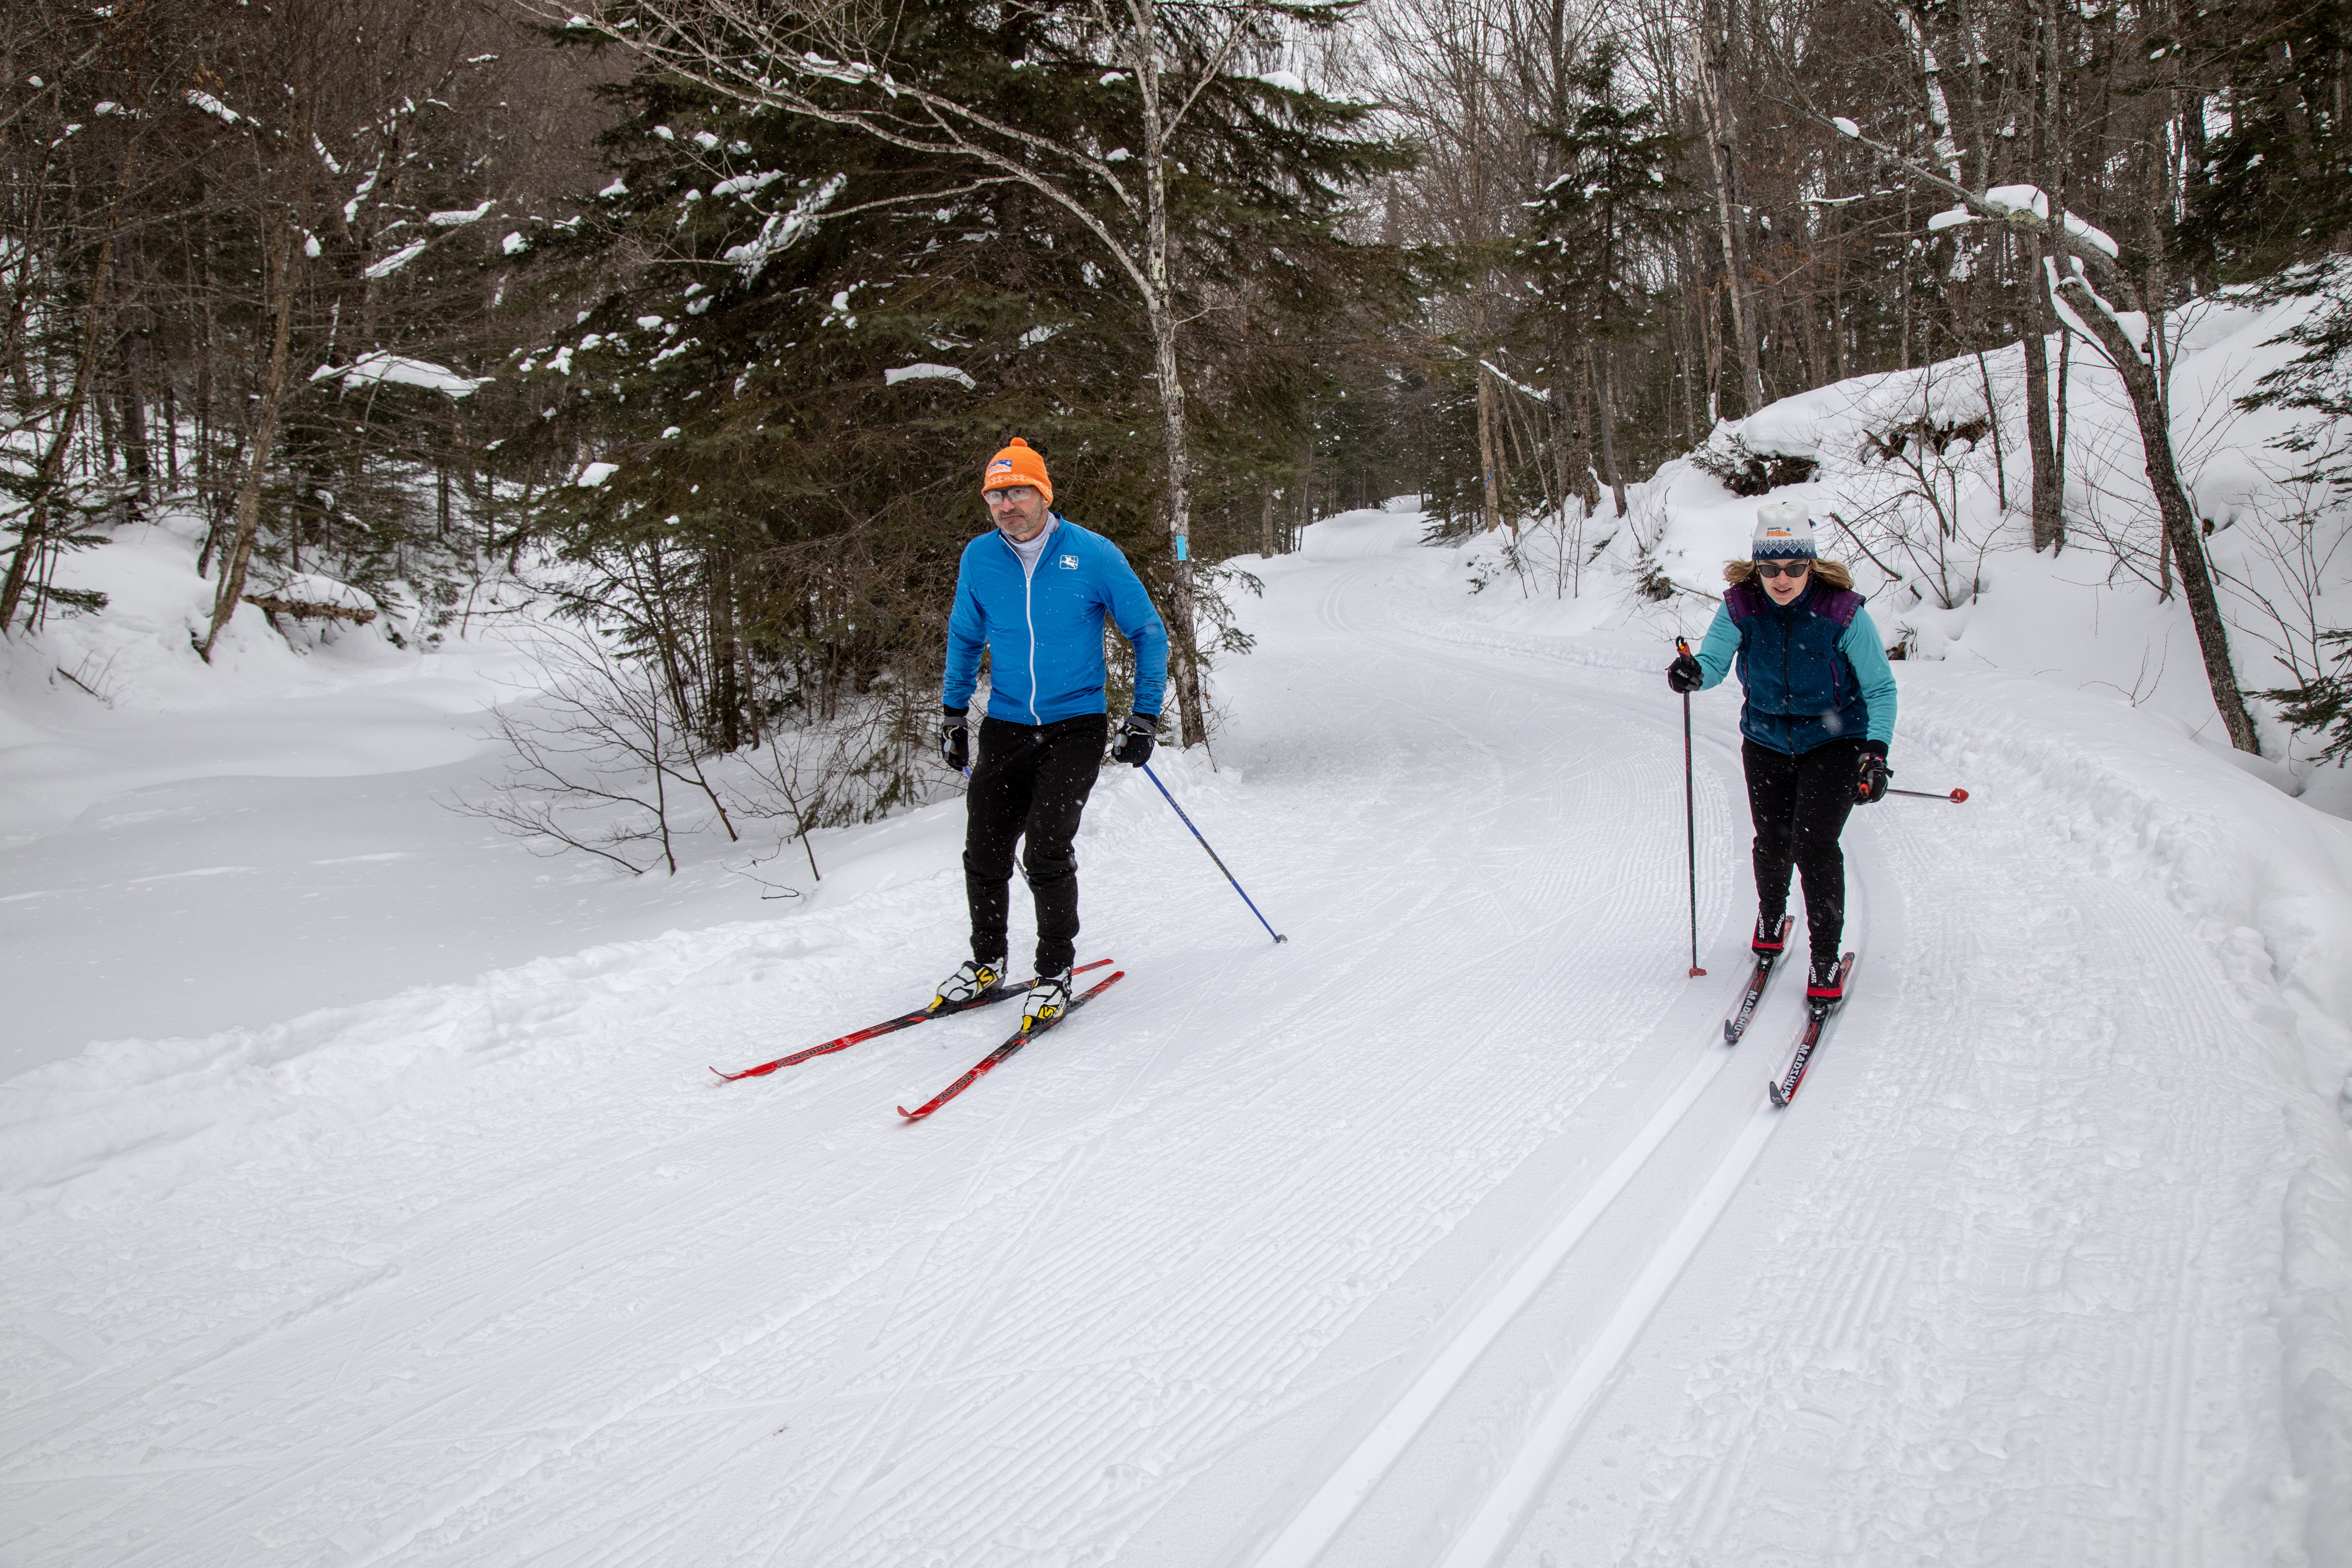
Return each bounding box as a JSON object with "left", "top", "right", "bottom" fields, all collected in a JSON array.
[{"left": 5, "top": 0, "right": 2350, "bottom": 867}]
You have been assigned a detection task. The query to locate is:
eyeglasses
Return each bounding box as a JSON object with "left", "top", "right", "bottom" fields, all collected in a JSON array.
[
  {"left": 1754, "top": 561, "right": 1812, "bottom": 580},
  {"left": 988, "top": 486, "right": 1038, "bottom": 504}
]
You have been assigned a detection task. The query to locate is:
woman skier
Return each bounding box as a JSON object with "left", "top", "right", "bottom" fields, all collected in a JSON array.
[{"left": 1666, "top": 501, "right": 1897, "bottom": 1001}]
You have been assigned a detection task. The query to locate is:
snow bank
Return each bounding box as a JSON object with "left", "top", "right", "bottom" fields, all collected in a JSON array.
[
  {"left": 0, "top": 509, "right": 536, "bottom": 836},
  {"left": 1479, "top": 284, "right": 2352, "bottom": 820}
]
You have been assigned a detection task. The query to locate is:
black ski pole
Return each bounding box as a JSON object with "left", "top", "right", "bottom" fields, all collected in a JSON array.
[
  {"left": 1140, "top": 762, "right": 1287, "bottom": 943},
  {"left": 1888, "top": 785, "right": 1970, "bottom": 802},
  {"left": 1676, "top": 637, "right": 1705, "bottom": 978}
]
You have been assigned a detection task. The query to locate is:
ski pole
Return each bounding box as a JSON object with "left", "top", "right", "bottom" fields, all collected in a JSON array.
[
  {"left": 1676, "top": 637, "right": 1705, "bottom": 978},
  {"left": 1887, "top": 785, "right": 1970, "bottom": 802},
  {"left": 1139, "top": 761, "right": 1288, "bottom": 943}
]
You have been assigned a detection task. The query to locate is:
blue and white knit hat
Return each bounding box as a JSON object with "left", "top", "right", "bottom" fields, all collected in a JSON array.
[{"left": 1752, "top": 500, "right": 1818, "bottom": 560}]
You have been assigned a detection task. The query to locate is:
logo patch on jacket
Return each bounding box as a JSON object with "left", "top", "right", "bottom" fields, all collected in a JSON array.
[{"left": 1058, "top": 553, "right": 1080, "bottom": 569}]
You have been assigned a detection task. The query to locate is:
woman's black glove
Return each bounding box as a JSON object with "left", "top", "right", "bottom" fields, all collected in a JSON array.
[
  {"left": 1666, "top": 652, "right": 1703, "bottom": 694},
  {"left": 1111, "top": 711, "right": 1157, "bottom": 767},
  {"left": 1857, "top": 740, "right": 1892, "bottom": 804},
  {"left": 941, "top": 708, "right": 969, "bottom": 772}
]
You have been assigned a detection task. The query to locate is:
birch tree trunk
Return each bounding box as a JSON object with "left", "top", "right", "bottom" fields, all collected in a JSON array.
[{"left": 1129, "top": 0, "right": 1208, "bottom": 749}]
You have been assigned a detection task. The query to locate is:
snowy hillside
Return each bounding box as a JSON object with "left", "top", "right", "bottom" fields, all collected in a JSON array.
[
  {"left": 1461, "top": 283, "right": 2352, "bottom": 819},
  {"left": 7, "top": 492, "right": 2352, "bottom": 1564}
]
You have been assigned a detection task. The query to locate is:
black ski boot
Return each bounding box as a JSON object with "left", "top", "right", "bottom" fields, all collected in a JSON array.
[{"left": 1805, "top": 954, "right": 1845, "bottom": 1004}]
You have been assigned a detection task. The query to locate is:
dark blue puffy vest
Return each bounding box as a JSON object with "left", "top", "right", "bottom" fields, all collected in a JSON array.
[{"left": 1726, "top": 579, "right": 1871, "bottom": 755}]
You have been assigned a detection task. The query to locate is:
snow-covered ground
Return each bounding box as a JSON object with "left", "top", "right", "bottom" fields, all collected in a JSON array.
[
  {"left": 0, "top": 517, "right": 797, "bottom": 1081},
  {"left": 6, "top": 505, "right": 2352, "bottom": 1566}
]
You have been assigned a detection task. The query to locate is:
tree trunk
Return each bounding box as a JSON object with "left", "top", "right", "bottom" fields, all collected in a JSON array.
[
  {"left": 1563, "top": 351, "right": 1598, "bottom": 511},
  {"left": 710, "top": 552, "right": 741, "bottom": 751},
  {"left": 1143, "top": 292, "right": 1207, "bottom": 747},
  {"left": 1134, "top": 7, "right": 1208, "bottom": 750},
  {"left": 1696, "top": 8, "right": 1764, "bottom": 414},
  {"left": 2023, "top": 240, "right": 2064, "bottom": 551},
  {"left": 2022, "top": 0, "right": 2064, "bottom": 553},
  {"left": 200, "top": 223, "right": 298, "bottom": 662},
  {"left": 1260, "top": 485, "right": 1276, "bottom": 559},
  {"left": 2053, "top": 275, "right": 2258, "bottom": 752},
  {"left": 1595, "top": 346, "right": 1627, "bottom": 516}
]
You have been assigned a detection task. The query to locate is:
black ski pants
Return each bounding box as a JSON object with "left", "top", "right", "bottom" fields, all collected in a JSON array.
[
  {"left": 965, "top": 713, "right": 1107, "bottom": 977},
  {"left": 1743, "top": 737, "right": 1862, "bottom": 963}
]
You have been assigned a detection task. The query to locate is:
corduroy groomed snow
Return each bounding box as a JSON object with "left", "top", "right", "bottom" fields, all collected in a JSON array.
[
  {"left": 1752, "top": 499, "right": 1818, "bottom": 560},
  {"left": 982, "top": 437, "right": 1053, "bottom": 505}
]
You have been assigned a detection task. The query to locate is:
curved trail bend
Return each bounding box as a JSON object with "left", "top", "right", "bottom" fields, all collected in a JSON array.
[{"left": 0, "top": 511, "right": 2309, "bottom": 1568}]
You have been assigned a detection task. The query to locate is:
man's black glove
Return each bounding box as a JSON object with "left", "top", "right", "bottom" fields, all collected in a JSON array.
[
  {"left": 1857, "top": 740, "right": 1892, "bottom": 805},
  {"left": 941, "top": 707, "right": 969, "bottom": 772},
  {"left": 1111, "top": 711, "right": 1157, "bottom": 767},
  {"left": 1667, "top": 652, "right": 1703, "bottom": 694}
]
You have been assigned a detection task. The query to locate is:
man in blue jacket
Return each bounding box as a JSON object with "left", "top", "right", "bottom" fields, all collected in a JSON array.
[{"left": 935, "top": 437, "right": 1170, "bottom": 1028}]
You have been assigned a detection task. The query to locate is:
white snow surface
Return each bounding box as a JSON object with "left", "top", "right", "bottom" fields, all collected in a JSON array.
[
  {"left": 362, "top": 240, "right": 430, "bottom": 280},
  {"left": 6, "top": 499, "right": 2352, "bottom": 1565},
  {"left": 884, "top": 362, "right": 977, "bottom": 390},
  {"left": 312, "top": 351, "right": 487, "bottom": 398}
]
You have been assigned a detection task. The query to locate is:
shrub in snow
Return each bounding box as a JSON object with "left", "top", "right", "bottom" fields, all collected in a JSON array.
[{"left": 1688, "top": 431, "right": 1819, "bottom": 497}]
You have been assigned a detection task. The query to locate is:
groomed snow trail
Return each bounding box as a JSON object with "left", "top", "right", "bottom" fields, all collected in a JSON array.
[{"left": 0, "top": 513, "right": 2317, "bottom": 1566}]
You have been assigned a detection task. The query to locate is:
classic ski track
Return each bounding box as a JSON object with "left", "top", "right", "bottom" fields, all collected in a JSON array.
[
  {"left": 1320, "top": 566, "right": 2278, "bottom": 1566},
  {"left": 688, "top": 552, "right": 1707, "bottom": 1564},
  {"left": 0, "top": 961, "right": 1094, "bottom": 1479},
  {"left": 1225, "top": 556, "right": 1880, "bottom": 1568},
  {"left": 774, "top": 587, "right": 1693, "bottom": 1564},
  {"left": 5, "top": 532, "right": 2294, "bottom": 1567},
  {"left": 1505, "top": 720, "right": 2290, "bottom": 1565},
  {"left": 0, "top": 985, "right": 1115, "bottom": 1463}
]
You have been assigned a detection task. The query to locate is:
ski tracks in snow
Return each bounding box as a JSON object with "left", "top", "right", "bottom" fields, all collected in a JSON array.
[
  {"left": 1219, "top": 534, "right": 2308, "bottom": 1568},
  {"left": 0, "top": 516, "right": 2326, "bottom": 1566}
]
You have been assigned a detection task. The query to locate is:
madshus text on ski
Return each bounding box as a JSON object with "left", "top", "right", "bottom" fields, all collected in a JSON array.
[{"left": 715, "top": 453, "right": 1912, "bottom": 1113}]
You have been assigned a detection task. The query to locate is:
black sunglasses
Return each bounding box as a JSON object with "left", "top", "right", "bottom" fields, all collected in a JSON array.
[{"left": 1754, "top": 561, "right": 1812, "bottom": 580}]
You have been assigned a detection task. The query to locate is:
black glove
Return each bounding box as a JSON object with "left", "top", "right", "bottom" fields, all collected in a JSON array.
[
  {"left": 1857, "top": 740, "right": 1891, "bottom": 805},
  {"left": 1667, "top": 653, "right": 1703, "bottom": 694},
  {"left": 1111, "top": 711, "right": 1157, "bottom": 767},
  {"left": 941, "top": 707, "right": 969, "bottom": 772}
]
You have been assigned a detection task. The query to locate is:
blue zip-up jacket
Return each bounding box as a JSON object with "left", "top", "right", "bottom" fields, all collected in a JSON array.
[
  {"left": 1690, "top": 578, "right": 1898, "bottom": 754},
  {"left": 943, "top": 516, "right": 1170, "bottom": 724}
]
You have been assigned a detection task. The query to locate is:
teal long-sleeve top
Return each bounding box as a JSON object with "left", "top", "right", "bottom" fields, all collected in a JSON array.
[{"left": 1689, "top": 581, "right": 1898, "bottom": 754}]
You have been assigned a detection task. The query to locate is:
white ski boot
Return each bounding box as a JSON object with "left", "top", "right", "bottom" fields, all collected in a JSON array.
[
  {"left": 933, "top": 957, "right": 1006, "bottom": 1011},
  {"left": 1021, "top": 969, "right": 1072, "bottom": 1031}
]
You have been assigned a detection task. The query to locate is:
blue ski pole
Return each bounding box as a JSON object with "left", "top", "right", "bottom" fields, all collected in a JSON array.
[{"left": 1140, "top": 762, "right": 1288, "bottom": 944}]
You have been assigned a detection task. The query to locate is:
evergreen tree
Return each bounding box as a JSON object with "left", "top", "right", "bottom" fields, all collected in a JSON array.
[
  {"left": 2179, "top": 0, "right": 2352, "bottom": 284},
  {"left": 503, "top": 0, "right": 1411, "bottom": 765},
  {"left": 1518, "top": 42, "right": 1689, "bottom": 514}
]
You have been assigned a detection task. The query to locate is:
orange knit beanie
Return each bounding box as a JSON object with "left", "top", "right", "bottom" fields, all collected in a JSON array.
[{"left": 981, "top": 437, "right": 1052, "bottom": 505}]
